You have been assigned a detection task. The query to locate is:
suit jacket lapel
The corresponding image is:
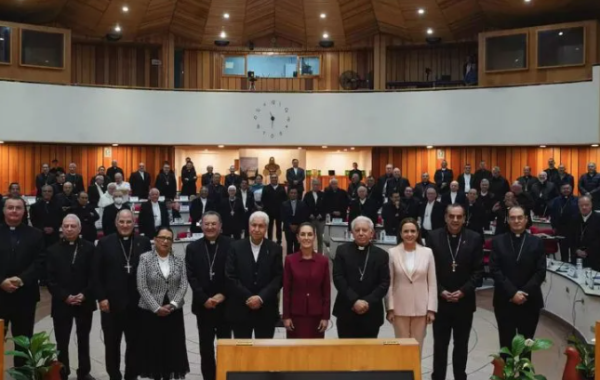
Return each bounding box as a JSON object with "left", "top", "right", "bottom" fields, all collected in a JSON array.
[{"left": 397, "top": 247, "right": 414, "bottom": 282}]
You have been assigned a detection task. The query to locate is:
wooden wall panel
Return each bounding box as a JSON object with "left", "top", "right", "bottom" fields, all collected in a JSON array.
[
  {"left": 0, "top": 143, "right": 174, "bottom": 195},
  {"left": 71, "top": 43, "right": 160, "bottom": 87},
  {"left": 386, "top": 42, "right": 478, "bottom": 82},
  {"left": 372, "top": 146, "right": 600, "bottom": 195},
  {"left": 181, "top": 50, "right": 373, "bottom": 91}
]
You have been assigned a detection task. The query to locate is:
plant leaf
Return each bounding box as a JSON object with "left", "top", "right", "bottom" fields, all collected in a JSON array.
[
  {"left": 533, "top": 375, "right": 547, "bottom": 380},
  {"left": 7, "top": 369, "right": 33, "bottom": 380},
  {"left": 512, "top": 334, "right": 526, "bottom": 357},
  {"left": 10, "top": 336, "right": 31, "bottom": 349},
  {"left": 500, "top": 347, "right": 514, "bottom": 356},
  {"left": 531, "top": 339, "right": 552, "bottom": 351},
  {"left": 4, "top": 350, "right": 31, "bottom": 359}
]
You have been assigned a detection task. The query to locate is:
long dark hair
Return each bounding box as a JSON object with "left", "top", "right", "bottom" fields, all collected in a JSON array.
[{"left": 397, "top": 217, "right": 422, "bottom": 244}]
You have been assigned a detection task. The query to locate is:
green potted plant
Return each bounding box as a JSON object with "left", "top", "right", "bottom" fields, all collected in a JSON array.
[
  {"left": 567, "top": 334, "right": 595, "bottom": 380},
  {"left": 490, "top": 334, "right": 552, "bottom": 380},
  {"left": 5, "top": 331, "right": 62, "bottom": 380}
]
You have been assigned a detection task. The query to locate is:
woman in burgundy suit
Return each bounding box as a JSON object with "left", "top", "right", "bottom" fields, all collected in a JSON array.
[{"left": 283, "top": 223, "right": 331, "bottom": 338}]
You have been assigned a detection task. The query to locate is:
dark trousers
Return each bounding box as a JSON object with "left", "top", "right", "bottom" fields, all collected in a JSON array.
[
  {"left": 196, "top": 312, "right": 231, "bottom": 380},
  {"left": 284, "top": 230, "right": 299, "bottom": 254},
  {"left": 53, "top": 310, "right": 93, "bottom": 378},
  {"left": 494, "top": 305, "right": 540, "bottom": 360},
  {"left": 267, "top": 212, "right": 282, "bottom": 243},
  {"left": 0, "top": 301, "right": 36, "bottom": 367},
  {"left": 432, "top": 308, "right": 474, "bottom": 380},
  {"left": 232, "top": 313, "right": 276, "bottom": 339},
  {"left": 101, "top": 307, "right": 141, "bottom": 380},
  {"left": 336, "top": 317, "right": 380, "bottom": 338}
]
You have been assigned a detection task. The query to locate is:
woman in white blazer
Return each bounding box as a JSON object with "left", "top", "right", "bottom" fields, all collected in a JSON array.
[{"left": 385, "top": 217, "right": 437, "bottom": 355}]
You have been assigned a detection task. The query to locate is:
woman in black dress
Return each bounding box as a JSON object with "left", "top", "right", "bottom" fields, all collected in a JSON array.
[
  {"left": 137, "top": 227, "right": 189, "bottom": 380},
  {"left": 181, "top": 161, "right": 198, "bottom": 197}
]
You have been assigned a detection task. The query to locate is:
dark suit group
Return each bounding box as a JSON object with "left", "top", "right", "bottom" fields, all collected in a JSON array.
[{"left": 137, "top": 201, "right": 170, "bottom": 238}]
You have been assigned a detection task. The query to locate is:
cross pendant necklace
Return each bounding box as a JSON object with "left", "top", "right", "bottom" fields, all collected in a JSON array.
[
  {"left": 446, "top": 233, "right": 462, "bottom": 273},
  {"left": 357, "top": 246, "right": 371, "bottom": 282},
  {"left": 205, "top": 241, "right": 218, "bottom": 281},
  {"left": 119, "top": 238, "right": 134, "bottom": 274}
]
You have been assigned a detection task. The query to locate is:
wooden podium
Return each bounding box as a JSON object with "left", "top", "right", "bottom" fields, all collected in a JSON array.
[{"left": 216, "top": 339, "right": 421, "bottom": 380}]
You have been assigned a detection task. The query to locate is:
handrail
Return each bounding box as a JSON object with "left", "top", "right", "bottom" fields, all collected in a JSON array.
[{"left": 0, "top": 75, "right": 593, "bottom": 94}]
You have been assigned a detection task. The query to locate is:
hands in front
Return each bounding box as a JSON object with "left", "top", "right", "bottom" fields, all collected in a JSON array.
[
  {"left": 99, "top": 300, "right": 110, "bottom": 313},
  {"left": 284, "top": 318, "right": 329, "bottom": 333},
  {"left": 157, "top": 304, "right": 174, "bottom": 317},
  {"left": 65, "top": 293, "right": 85, "bottom": 306},
  {"left": 576, "top": 249, "right": 588, "bottom": 258},
  {"left": 0, "top": 277, "right": 23, "bottom": 293},
  {"left": 511, "top": 291, "right": 528, "bottom": 305},
  {"left": 352, "top": 300, "right": 369, "bottom": 315},
  {"left": 441, "top": 290, "right": 464, "bottom": 303},
  {"left": 203, "top": 293, "right": 226, "bottom": 309},
  {"left": 246, "top": 295, "right": 263, "bottom": 310}
]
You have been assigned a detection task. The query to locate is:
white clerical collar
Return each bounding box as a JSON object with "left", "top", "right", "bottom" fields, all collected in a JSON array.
[
  {"left": 481, "top": 191, "right": 488, "bottom": 196},
  {"left": 208, "top": 239, "right": 216, "bottom": 245},
  {"left": 272, "top": 185, "right": 278, "bottom": 189},
  {"left": 357, "top": 245, "right": 367, "bottom": 250},
  {"left": 68, "top": 241, "right": 75, "bottom": 245},
  {"left": 9, "top": 226, "right": 16, "bottom": 230},
  {"left": 360, "top": 198, "right": 366, "bottom": 204},
  {"left": 122, "top": 236, "right": 130, "bottom": 240},
  {"left": 115, "top": 205, "right": 123, "bottom": 209}
]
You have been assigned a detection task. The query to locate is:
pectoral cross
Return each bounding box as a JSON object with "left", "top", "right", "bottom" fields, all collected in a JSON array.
[
  {"left": 124, "top": 263, "right": 132, "bottom": 274},
  {"left": 451, "top": 261, "right": 458, "bottom": 273},
  {"left": 210, "top": 271, "right": 215, "bottom": 281}
]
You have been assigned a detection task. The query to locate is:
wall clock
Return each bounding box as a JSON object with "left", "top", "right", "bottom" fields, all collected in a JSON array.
[{"left": 254, "top": 99, "right": 291, "bottom": 139}]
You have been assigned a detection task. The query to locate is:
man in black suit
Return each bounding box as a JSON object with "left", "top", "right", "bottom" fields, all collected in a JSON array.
[
  {"left": 402, "top": 187, "right": 420, "bottom": 219},
  {"left": 464, "top": 189, "right": 486, "bottom": 236},
  {"left": 35, "top": 163, "right": 56, "bottom": 198},
  {"left": 473, "top": 161, "right": 492, "bottom": 191},
  {"left": 419, "top": 187, "right": 445, "bottom": 240},
  {"left": 207, "top": 173, "right": 227, "bottom": 205},
  {"left": 347, "top": 173, "right": 365, "bottom": 201},
  {"left": 220, "top": 186, "right": 246, "bottom": 240},
  {"left": 517, "top": 166, "right": 537, "bottom": 194},
  {"left": 428, "top": 204, "right": 484, "bottom": 380},
  {"left": 30, "top": 185, "right": 62, "bottom": 247},
  {"left": 66, "top": 163, "right": 85, "bottom": 195},
  {"left": 348, "top": 162, "right": 363, "bottom": 182},
  {"left": 382, "top": 191, "right": 406, "bottom": 238},
  {"left": 0, "top": 183, "right": 29, "bottom": 225},
  {"left": 413, "top": 172, "right": 436, "bottom": 203},
  {"left": 490, "top": 167, "right": 510, "bottom": 201},
  {"left": 106, "top": 160, "right": 124, "bottom": 183},
  {"left": 457, "top": 164, "right": 475, "bottom": 194},
  {"left": 365, "top": 176, "right": 383, "bottom": 209},
  {"left": 224, "top": 165, "right": 241, "bottom": 189},
  {"left": 385, "top": 168, "right": 411, "bottom": 199},
  {"left": 88, "top": 175, "right": 106, "bottom": 207},
  {"left": 261, "top": 175, "right": 287, "bottom": 244},
  {"left": 490, "top": 206, "right": 546, "bottom": 358},
  {"left": 52, "top": 172, "right": 66, "bottom": 196},
  {"left": 102, "top": 191, "right": 130, "bottom": 237},
  {"left": 348, "top": 186, "right": 378, "bottom": 230},
  {"left": 0, "top": 196, "right": 45, "bottom": 367},
  {"left": 128, "top": 163, "right": 151, "bottom": 199},
  {"left": 377, "top": 164, "right": 394, "bottom": 201},
  {"left": 138, "top": 188, "right": 169, "bottom": 238},
  {"left": 93, "top": 209, "right": 152, "bottom": 380},
  {"left": 50, "top": 159, "right": 64, "bottom": 176},
  {"left": 434, "top": 160, "right": 454, "bottom": 196},
  {"left": 286, "top": 159, "right": 305, "bottom": 198},
  {"left": 570, "top": 196, "right": 600, "bottom": 269},
  {"left": 237, "top": 179, "right": 255, "bottom": 237},
  {"left": 531, "top": 171, "right": 558, "bottom": 218},
  {"left": 281, "top": 188, "right": 309, "bottom": 254},
  {"left": 333, "top": 216, "right": 390, "bottom": 338},
  {"left": 303, "top": 179, "right": 326, "bottom": 253},
  {"left": 47, "top": 214, "right": 96, "bottom": 380},
  {"left": 56, "top": 182, "right": 78, "bottom": 217},
  {"left": 441, "top": 181, "right": 466, "bottom": 206},
  {"left": 155, "top": 163, "right": 177, "bottom": 200},
  {"left": 201, "top": 166, "right": 214, "bottom": 187},
  {"left": 90, "top": 166, "right": 109, "bottom": 187},
  {"left": 323, "top": 178, "right": 349, "bottom": 221},
  {"left": 190, "top": 187, "right": 215, "bottom": 233},
  {"left": 185, "top": 211, "right": 232, "bottom": 380},
  {"left": 225, "top": 211, "right": 283, "bottom": 338},
  {"left": 550, "top": 184, "right": 578, "bottom": 263},
  {"left": 71, "top": 192, "right": 100, "bottom": 243}
]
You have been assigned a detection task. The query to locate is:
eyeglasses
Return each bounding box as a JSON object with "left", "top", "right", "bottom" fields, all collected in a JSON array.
[
  {"left": 155, "top": 236, "right": 173, "bottom": 242},
  {"left": 509, "top": 216, "right": 526, "bottom": 221}
]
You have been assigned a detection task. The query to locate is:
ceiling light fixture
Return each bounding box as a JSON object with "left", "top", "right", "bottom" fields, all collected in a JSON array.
[
  {"left": 320, "top": 13, "right": 326, "bottom": 19},
  {"left": 112, "top": 143, "right": 119, "bottom": 147},
  {"left": 426, "top": 145, "right": 433, "bottom": 149},
  {"left": 426, "top": 28, "right": 433, "bottom": 35},
  {"left": 0, "top": 141, "right": 4, "bottom": 144},
  {"left": 350, "top": 147, "right": 355, "bottom": 150},
  {"left": 220, "top": 31, "right": 226, "bottom": 38},
  {"left": 114, "top": 25, "right": 121, "bottom": 32},
  {"left": 418, "top": 8, "right": 425, "bottom": 15},
  {"left": 297, "top": 147, "right": 302, "bottom": 150},
  {"left": 323, "top": 32, "right": 329, "bottom": 39},
  {"left": 540, "top": 145, "right": 546, "bottom": 148},
  {"left": 218, "top": 145, "right": 225, "bottom": 148},
  {"left": 223, "top": 13, "right": 230, "bottom": 19},
  {"left": 122, "top": 5, "right": 129, "bottom": 12},
  {"left": 322, "top": 145, "right": 328, "bottom": 149},
  {"left": 558, "top": 31, "right": 563, "bottom": 36},
  {"left": 0, "top": 38, "right": 4, "bottom": 41},
  {"left": 592, "top": 144, "right": 599, "bottom": 147},
  {"left": 524, "top": 0, "right": 531, "bottom": 2}
]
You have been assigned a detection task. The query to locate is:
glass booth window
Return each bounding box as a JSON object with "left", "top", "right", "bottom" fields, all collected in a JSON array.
[
  {"left": 21, "top": 29, "right": 65, "bottom": 68},
  {"left": 537, "top": 27, "right": 584, "bottom": 68},
  {"left": 300, "top": 56, "right": 320, "bottom": 76},
  {"left": 0, "top": 26, "right": 10, "bottom": 63},
  {"left": 485, "top": 34, "right": 527, "bottom": 71},
  {"left": 223, "top": 56, "right": 246, "bottom": 76},
  {"left": 247, "top": 55, "right": 298, "bottom": 78}
]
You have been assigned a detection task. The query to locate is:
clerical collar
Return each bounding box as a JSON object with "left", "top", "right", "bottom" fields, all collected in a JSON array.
[
  {"left": 119, "top": 234, "right": 132, "bottom": 241},
  {"left": 229, "top": 197, "right": 236, "bottom": 201},
  {"left": 9, "top": 226, "right": 16, "bottom": 231},
  {"left": 272, "top": 185, "right": 278, "bottom": 189},
  {"left": 481, "top": 191, "right": 488, "bottom": 196},
  {"left": 446, "top": 229, "right": 462, "bottom": 238},
  {"left": 359, "top": 198, "right": 366, "bottom": 204},
  {"left": 208, "top": 239, "right": 216, "bottom": 245},
  {"left": 510, "top": 231, "right": 525, "bottom": 238},
  {"left": 355, "top": 243, "right": 369, "bottom": 250}
]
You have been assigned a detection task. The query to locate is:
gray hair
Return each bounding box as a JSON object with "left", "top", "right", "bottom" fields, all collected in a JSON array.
[
  {"left": 107, "top": 182, "right": 117, "bottom": 190},
  {"left": 63, "top": 214, "right": 81, "bottom": 228},
  {"left": 115, "top": 208, "right": 134, "bottom": 222},
  {"left": 249, "top": 211, "right": 270, "bottom": 226},
  {"left": 351, "top": 216, "right": 374, "bottom": 231}
]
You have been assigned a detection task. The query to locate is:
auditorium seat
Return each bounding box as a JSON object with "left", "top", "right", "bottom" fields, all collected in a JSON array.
[
  {"left": 530, "top": 226, "right": 558, "bottom": 258},
  {"left": 177, "top": 232, "right": 188, "bottom": 239}
]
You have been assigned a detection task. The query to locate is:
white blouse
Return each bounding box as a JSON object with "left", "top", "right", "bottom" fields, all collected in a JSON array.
[
  {"left": 404, "top": 249, "right": 416, "bottom": 273},
  {"left": 158, "top": 254, "right": 170, "bottom": 278}
]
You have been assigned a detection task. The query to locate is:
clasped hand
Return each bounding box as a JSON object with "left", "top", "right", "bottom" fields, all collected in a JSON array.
[
  {"left": 441, "top": 290, "right": 464, "bottom": 303},
  {"left": 246, "top": 295, "right": 262, "bottom": 310},
  {"left": 511, "top": 291, "right": 528, "bottom": 305},
  {"left": 157, "top": 304, "right": 174, "bottom": 317},
  {"left": 203, "top": 293, "right": 226, "bottom": 309},
  {"left": 352, "top": 300, "right": 369, "bottom": 314},
  {"left": 66, "top": 293, "right": 85, "bottom": 305},
  {"left": 1, "top": 277, "right": 23, "bottom": 293}
]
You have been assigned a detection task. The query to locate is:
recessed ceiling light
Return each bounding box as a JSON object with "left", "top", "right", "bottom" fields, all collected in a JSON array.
[
  {"left": 0, "top": 141, "right": 4, "bottom": 144},
  {"left": 218, "top": 145, "right": 225, "bottom": 148},
  {"left": 426, "top": 28, "right": 433, "bottom": 35},
  {"left": 0, "top": 38, "right": 4, "bottom": 41},
  {"left": 417, "top": 8, "right": 425, "bottom": 15},
  {"left": 220, "top": 31, "right": 226, "bottom": 38},
  {"left": 112, "top": 143, "right": 119, "bottom": 147},
  {"left": 426, "top": 145, "right": 433, "bottom": 149},
  {"left": 320, "top": 13, "right": 326, "bottom": 19},
  {"left": 540, "top": 145, "right": 546, "bottom": 148},
  {"left": 592, "top": 144, "right": 599, "bottom": 147},
  {"left": 204, "top": 149, "right": 209, "bottom": 152},
  {"left": 344, "top": 149, "right": 348, "bottom": 152},
  {"left": 114, "top": 25, "right": 121, "bottom": 32},
  {"left": 350, "top": 147, "right": 355, "bottom": 150},
  {"left": 322, "top": 146, "right": 328, "bottom": 149},
  {"left": 323, "top": 32, "right": 329, "bottom": 39},
  {"left": 297, "top": 147, "right": 302, "bottom": 150},
  {"left": 524, "top": 0, "right": 531, "bottom": 2},
  {"left": 223, "top": 13, "right": 230, "bottom": 19},
  {"left": 122, "top": 5, "right": 129, "bottom": 12},
  {"left": 558, "top": 31, "right": 563, "bottom": 36}
]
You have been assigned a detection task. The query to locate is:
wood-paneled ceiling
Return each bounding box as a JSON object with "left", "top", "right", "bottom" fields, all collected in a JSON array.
[{"left": 0, "top": 0, "right": 598, "bottom": 46}]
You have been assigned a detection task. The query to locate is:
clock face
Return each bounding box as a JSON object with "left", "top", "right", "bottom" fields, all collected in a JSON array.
[{"left": 254, "top": 99, "right": 291, "bottom": 139}]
